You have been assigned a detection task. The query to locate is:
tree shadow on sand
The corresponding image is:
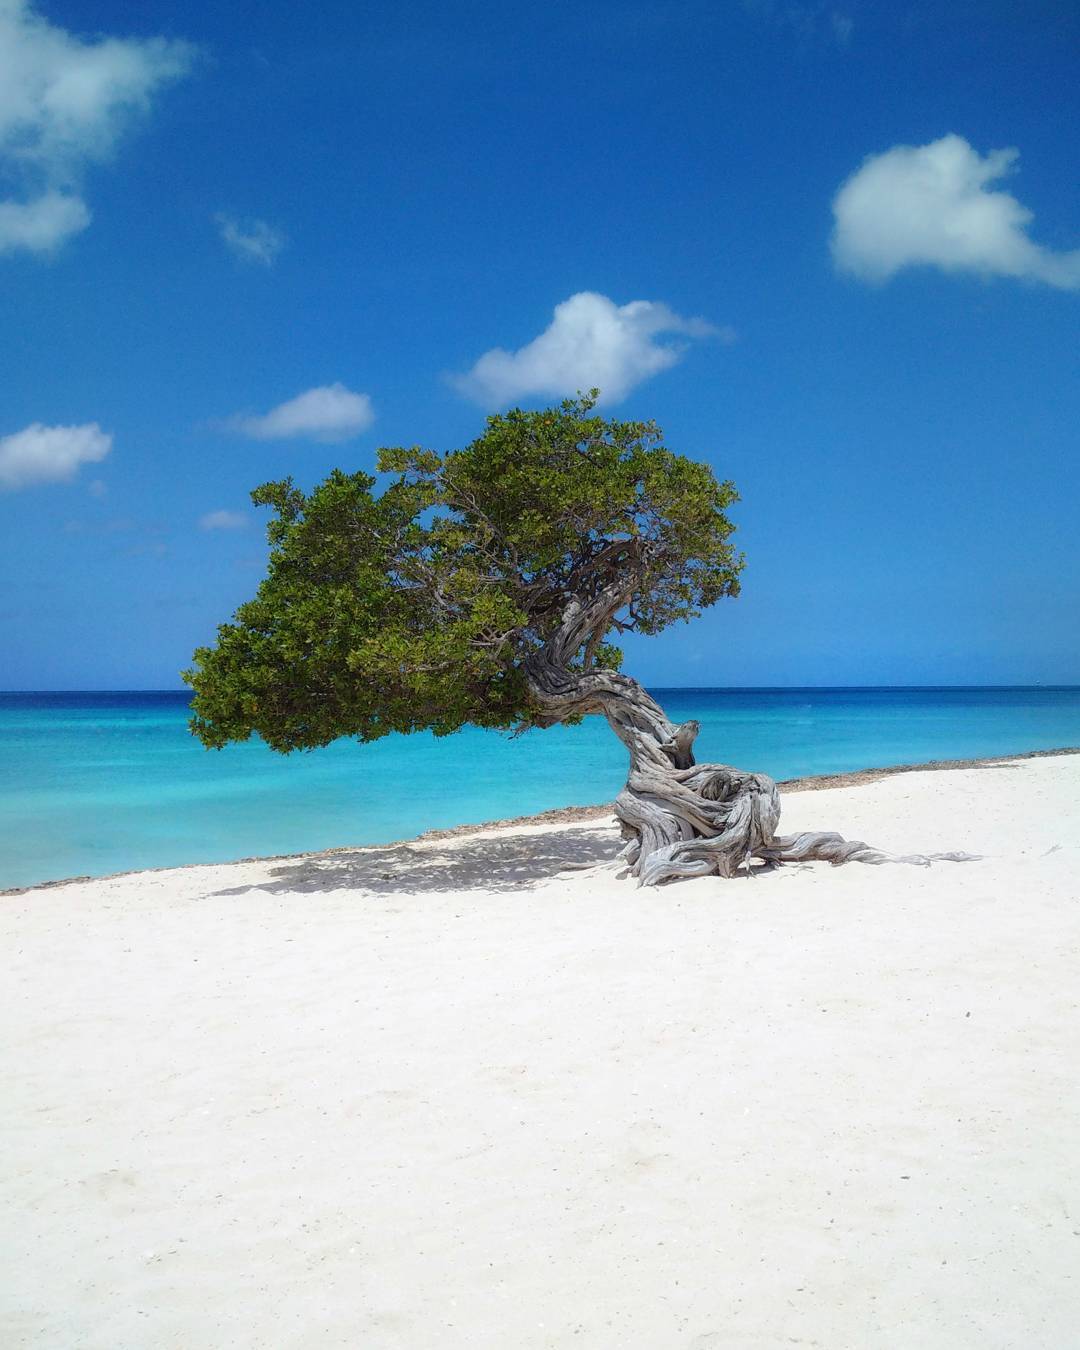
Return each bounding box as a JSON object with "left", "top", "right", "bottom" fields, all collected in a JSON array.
[{"left": 211, "top": 827, "right": 625, "bottom": 898}]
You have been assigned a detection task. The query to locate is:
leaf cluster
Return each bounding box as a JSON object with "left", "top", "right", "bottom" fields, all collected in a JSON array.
[{"left": 184, "top": 395, "right": 743, "bottom": 751}]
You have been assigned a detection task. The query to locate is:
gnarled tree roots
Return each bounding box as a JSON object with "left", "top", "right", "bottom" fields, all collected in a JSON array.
[
  {"left": 614, "top": 758, "right": 976, "bottom": 887},
  {"left": 526, "top": 636, "right": 976, "bottom": 887}
]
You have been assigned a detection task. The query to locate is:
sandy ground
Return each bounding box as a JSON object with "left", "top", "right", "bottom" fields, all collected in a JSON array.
[{"left": 3, "top": 755, "right": 1079, "bottom": 1349}]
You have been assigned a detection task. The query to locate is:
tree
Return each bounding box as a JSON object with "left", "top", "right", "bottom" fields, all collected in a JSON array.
[{"left": 185, "top": 395, "right": 969, "bottom": 883}]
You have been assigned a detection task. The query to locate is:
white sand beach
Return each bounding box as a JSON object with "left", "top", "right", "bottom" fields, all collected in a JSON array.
[{"left": 3, "top": 754, "right": 1079, "bottom": 1349}]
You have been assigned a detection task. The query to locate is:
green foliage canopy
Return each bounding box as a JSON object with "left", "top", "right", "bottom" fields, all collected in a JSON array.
[{"left": 184, "top": 396, "right": 743, "bottom": 751}]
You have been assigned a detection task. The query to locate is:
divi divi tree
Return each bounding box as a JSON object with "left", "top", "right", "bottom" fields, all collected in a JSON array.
[{"left": 185, "top": 396, "right": 968, "bottom": 884}]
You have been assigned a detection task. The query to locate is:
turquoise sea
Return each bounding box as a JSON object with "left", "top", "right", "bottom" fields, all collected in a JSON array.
[{"left": 2, "top": 687, "right": 1079, "bottom": 890}]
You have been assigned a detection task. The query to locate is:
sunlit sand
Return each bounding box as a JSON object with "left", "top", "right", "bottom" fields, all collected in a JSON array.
[{"left": 3, "top": 755, "right": 1079, "bottom": 1348}]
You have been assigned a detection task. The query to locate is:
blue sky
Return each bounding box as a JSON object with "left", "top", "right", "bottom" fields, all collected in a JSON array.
[{"left": 1, "top": 0, "right": 1078, "bottom": 689}]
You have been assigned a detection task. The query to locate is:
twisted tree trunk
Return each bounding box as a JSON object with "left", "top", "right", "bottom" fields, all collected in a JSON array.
[{"left": 526, "top": 591, "right": 974, "bottom": 886}]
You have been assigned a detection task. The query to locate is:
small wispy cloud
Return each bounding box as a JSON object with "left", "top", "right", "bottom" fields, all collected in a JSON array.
[
  {"left": 200, "top": 509, "right": 248, "bottom": 531},
  {"left": 61, "top": 515, "right": 168, "bottom": 557},
  {"left": 215, "top": 213, "right": 286, "bottom": 267},
  {"left": 0, "top": 0, "right": 194, "bottom": 257},
  {"left": 832, "top": 134, "right": 1080, "bottom": 290},
  {"left": 125, "top": 539, "right": 168, "bottom": 559},
  {"left": 0, "top": 421, "right": 111, "bottom": 491},
  {"left": 830, "top": 11, "right": 854, "bottom": 43},
  {"left": 225, "top": 383, "right": 375, "bottom": 443},
  {"left": 452, "top": 292, "right": 722, "bottom": 408},
  {"left": 62, "top": 516, "right": 136, "bottom": 536},
  {"left": 0, "top": 192, "right": 92, "bottom": 256},
  {"left": 742, "top": 1, "right": 853, "bottom": 45}
]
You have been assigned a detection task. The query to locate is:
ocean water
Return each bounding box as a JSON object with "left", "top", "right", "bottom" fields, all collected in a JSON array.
[{"left": 2, "top": 687, "right": 1079, "bottom": 890}]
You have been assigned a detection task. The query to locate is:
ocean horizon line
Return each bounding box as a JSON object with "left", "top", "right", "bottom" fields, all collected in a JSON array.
[{"left": 4, "top": 683, "right": 1080, "bottom": 697}]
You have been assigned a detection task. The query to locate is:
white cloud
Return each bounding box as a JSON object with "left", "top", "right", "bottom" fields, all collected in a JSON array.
[
  {"left": 832, "top": 134, "right": 1080, "bottom": 290},
  {"left": 452, "top": 291, "right": 719, "bottom": 407},
  {"left": 0, "top": 189, "right": 90, "bottom": 254},
  {"left": 0, "top": 421, "right": 111, "bottom": 490},
  {"left": 0, "top": 0, "right": 194, "bottom": 257},
  {"left": 215, "top": 213, "right": 286, "bottom": 266},
  {"left": 200, "top": 509, "right": 249, "bottom": 531},
  {"left": 228, "top": 384, "right": 375, "bottom": 443}
]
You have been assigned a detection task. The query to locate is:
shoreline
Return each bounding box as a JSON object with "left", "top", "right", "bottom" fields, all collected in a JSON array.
[{"left": 4, "top": 743, "right": 1078, "bottom": 899}]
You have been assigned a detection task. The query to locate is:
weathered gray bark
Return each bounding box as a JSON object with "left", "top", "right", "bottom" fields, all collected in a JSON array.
[{"left": 526, "top": 589, "right": 975, "bottom": 886}]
